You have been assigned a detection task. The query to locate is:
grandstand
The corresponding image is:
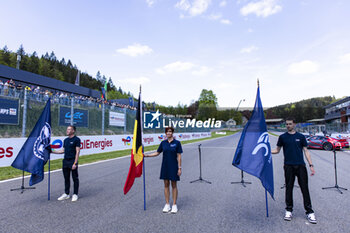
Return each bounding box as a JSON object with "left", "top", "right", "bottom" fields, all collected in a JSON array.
[{"left": 0, "top": 64, "right": 210, "bottom": 138}]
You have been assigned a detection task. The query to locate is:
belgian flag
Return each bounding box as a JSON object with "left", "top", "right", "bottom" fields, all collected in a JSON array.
[{"left": 123, "top": 89, "right": 143, "bottom": 194}]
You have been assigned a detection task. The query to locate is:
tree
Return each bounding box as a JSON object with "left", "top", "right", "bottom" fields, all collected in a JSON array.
[
  {"left": 197, "top": 89, "right": 218, "bottom": 120},
  {"left": 1, "top": 46, "right": 12, "bottom": 66},
  {"left": 49, "top": 51, "right": 57, "bottom": 61},
  {"left": 198, "top": 89, "right": 217, "bottom": 105},
  {"left": 96, "top": 71, "right": 102, "bottom": 82},
  {"left": 27, "top": 51, "right": 39, "bottom": 73},
  {"left": 187, "top": 100, "right": 199, "bottom": 118}
]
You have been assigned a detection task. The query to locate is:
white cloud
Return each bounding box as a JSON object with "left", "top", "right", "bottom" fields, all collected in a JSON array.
[
  {"left": 247, "top": 28, "right": 254, "bottom": 33},
  {"left": 338, "top": 53, "right": 350, "bottom": 64},
  {"left": 213, "top": 82, "right": 235, "bottom": 89},
  {"left": 146, "top": 0, "right": 156, "bottom": 7},
  {"left": 240, "top": 45, "right": 258, "bottom": 53},
  {"left": 175, "top": 0, "right": 211, "bottom": 17},
  {"left": 208, "top": 13, "right": 222, "bottom": 20},
  {"left": 220, "top": 19, "right": 232, "bottom": 25},
  {"left": 156, "top": 61, "right": 196, "bottom": 74},
  {"left": 192, "top": 66, "right": 211, "bottom": 76},
  {"left": 116, "top": 44, "right": 153, "bottom": 57},
  {"left": 240, "top": 0, "right": 282, "bottom": 18},
  {"left": 219, "top": 0, "right": 227, "bottom": 7},
  {"left": 118, "top": 76, "right": 150, "bottom": 85},
  {"left": 287, "top": 60, "right": 320, "bottom": 75},
  {"left": 156, "top": 62, "right": 212, "bottom": 76},
  {"left": 207, "top": 13, "right": 231, "bottom": 25}
]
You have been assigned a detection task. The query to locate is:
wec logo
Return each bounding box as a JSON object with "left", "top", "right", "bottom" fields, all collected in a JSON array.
[{"left": 65, "top": 112, "right": 84, "bottom": 119}]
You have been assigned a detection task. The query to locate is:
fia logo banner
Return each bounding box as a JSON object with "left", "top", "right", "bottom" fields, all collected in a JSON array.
[{"left": 33, "top": 122, "right": 51, "bottom": 160}]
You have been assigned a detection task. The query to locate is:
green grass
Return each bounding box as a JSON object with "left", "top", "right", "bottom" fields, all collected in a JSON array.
[
  {"left": 268, "top": 131, "right": 280, "bottom": 137},
  {"left": 0, "top": 130, "right": 239, "bottom": 181}
]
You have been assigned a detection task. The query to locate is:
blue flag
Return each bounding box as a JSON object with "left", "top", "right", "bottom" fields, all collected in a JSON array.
[
  {"left": 11, "top": 99, "right": 51, "bottom": 186},
  {"left": 101, "top": 87, "right": 106, "bottom": 100},
  {"left": 232, "top": 86, "right": 274, "bottom": 199}
]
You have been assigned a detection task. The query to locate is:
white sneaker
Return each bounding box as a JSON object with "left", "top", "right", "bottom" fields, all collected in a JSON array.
[
  {"left": 284, "top": 211, "right": 292, "bottom": 221},
  {"left": 171, "top": 204, "right": 178, "bottom": 214},
  {"left": 57, "top": 193, "right": 70, "bottom": 201},
  {"left": 162, "top": 204, "right": 171, "bottom": 213},
  {"left": 307, "top": 213, "right": 317, "bottom": 224},
  {"left": 72, "top": 194, "right": 79, "bottom": 202}
]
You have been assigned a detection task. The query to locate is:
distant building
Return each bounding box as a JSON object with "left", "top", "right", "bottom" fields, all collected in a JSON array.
[
  {"left": 226, "top": 118, "right": 236, "bottom": 126},
  {"left": 265, "top": 118, "right": 284, "bottom": 126},
  {"left": 324, "top": 96, "right": 350, "bottom": 124}
]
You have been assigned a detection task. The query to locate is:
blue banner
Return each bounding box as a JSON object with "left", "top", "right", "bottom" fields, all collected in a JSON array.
[
  {"left": 0, "top": 98, "right": 19, "bottom": 125},
  {"left": 59, "top": 106, "right": 88, "bottom": 127},
  {"left": 11, "top": 99, "right": 51, "bottom": 186},
  {"left": 129, "top": 97, "right": 134, "bottom": 107},
  {"left": 232, "top": 86, "right": 274, "bottom": 199}
]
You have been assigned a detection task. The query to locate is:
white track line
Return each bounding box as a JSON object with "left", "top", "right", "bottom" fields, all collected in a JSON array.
[{"left": 0, "top": 133, "right": 239, "bottom": 184}]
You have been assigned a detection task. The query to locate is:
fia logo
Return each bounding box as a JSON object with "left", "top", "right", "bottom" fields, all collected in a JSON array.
[
  {"left": 33, "top": 122, "right": 51, "bottom": 160},
  {"left": 144, "top": 110, "right": 162, "bottom": 129},
  {"left": 252, "top": 132, "right": 272, "bottom": 163}
]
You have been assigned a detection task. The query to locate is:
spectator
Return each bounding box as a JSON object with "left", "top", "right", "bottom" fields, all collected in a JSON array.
[
  {"left": 16, "top": 83, "right": 22, "bottom": 98},
  {"left": 3, "top": 81, "right": 9, "bottom": 96},
  {"left": 0, "top": 80, "right": 3, "bottom": 95}
]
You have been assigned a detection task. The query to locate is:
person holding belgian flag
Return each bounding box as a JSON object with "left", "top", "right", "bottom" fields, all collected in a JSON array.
[{"left": 145, "top": 126, "right": 183, "bottom": 214}]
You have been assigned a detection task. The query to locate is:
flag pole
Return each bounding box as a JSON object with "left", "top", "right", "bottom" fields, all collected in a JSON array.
[
  {"left": 140, "top": 85, "right": 146, "bottom": 211},
  {"left": 259, "top": 79, "right": 268, "bottom": 217},
  {"left": 265, "top": 189, "right": 269, "bottom": 217},
  {"left": 143, "top": 155, "right": 146, "bottom": 211},
  {"left": 48, "top": 153, "right": 51, "bottom": 200}
]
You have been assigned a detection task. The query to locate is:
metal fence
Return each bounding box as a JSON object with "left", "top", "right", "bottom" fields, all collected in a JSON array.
[
  {"left": 291, "top": 123, "right": 349, "bottom": 135},
  {"left": 0, "top": 88, "right": 211, "bottom": 138}
]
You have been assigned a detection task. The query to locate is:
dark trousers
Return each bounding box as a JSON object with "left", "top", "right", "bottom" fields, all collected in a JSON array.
[
  {"left": 284, "top": 164, "right": 314, "bottom": 214},
  {"left": 63, "top": 167, "right": 79, "bottom": 195}
]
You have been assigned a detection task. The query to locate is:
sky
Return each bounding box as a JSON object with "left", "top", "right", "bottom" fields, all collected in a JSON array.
[{"left": 1, "top": 0, "right": 349, "bottom": 108}]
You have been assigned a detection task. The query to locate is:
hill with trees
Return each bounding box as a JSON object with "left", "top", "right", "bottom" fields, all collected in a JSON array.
[{"left": 0, "top": 45, "right": 132, "bottom": 100}]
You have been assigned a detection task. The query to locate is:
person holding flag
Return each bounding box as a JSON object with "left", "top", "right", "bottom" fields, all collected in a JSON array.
[
  {"left": 271, "top": 118, "right": 317, "bottom": 224},
  {"left": 51, "top": 125, "right": 81, "bottom": 202},
  {"left": 144, "top": 127, "right": 183, "bottom": 214}
]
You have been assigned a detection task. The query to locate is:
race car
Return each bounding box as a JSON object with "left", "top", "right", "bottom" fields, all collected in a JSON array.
[{"left": 306, "top": 135, "right": 349, "bottom": 151}]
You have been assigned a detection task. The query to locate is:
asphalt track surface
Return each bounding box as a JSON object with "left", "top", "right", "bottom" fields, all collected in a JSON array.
[{"left": 1, "top": 133, "right": 350, "bottom": 233}]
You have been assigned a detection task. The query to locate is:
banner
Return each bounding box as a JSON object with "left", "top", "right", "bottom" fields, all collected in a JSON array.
[
  {"left": 0, "top": 98, "right": 19, "bottom": 125},
  {"left": 0, "top": 132, "right": 211, "bottom": 167},
  {"left": 109, "top": 111, "right": 125, "bottom": 127},
  {"left": 59, "top": 106, "right": 88, "bottom": 127}
]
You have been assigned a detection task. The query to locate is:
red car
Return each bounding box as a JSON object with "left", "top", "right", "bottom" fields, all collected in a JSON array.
[{"left": 306, "top": 136, "right": 349, "bottom": 151}]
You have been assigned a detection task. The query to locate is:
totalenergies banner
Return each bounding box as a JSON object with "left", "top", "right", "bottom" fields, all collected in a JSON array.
[{"left": 0, "top": 132, "right": 211, "bottom": 167}]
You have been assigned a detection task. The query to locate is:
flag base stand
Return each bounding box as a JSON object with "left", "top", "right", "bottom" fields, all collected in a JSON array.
[
  {"left": 10, "top": 170, "right": 35, "bottom": 194},
  {"left": 190, "top": 178, "right": 212, "bottom": 184},
  {"left": 231, "top": 170, "right": 251, "bottom": 187},
  {"left": 322, "top": 149, "right": 347, "bottom": 194},
  {"left": 190, "top": 144, "right": 211, "bottom": 184}
]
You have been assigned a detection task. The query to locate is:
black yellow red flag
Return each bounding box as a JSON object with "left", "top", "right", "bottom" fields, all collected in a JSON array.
[{"left": 123, "top": 90, "right": 143, "bottom": 194}]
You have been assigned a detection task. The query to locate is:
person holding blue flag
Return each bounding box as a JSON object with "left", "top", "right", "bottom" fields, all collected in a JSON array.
[
  {"left": 51, "top": 125, "right": 81, "bottom": 202},
  {"left": 271, "top": 118, "right": 317, "bottom": 224}
]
